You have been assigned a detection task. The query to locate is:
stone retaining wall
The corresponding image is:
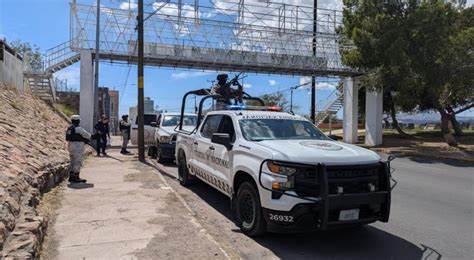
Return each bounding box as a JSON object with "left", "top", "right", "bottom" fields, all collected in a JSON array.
[{"left": 0, "top": 86, "right": 71, "bottom": 258}]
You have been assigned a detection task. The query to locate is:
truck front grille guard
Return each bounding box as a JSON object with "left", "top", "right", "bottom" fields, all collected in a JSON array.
[{"left": 258, "top": 159, "right": 396, "bottom": 227}]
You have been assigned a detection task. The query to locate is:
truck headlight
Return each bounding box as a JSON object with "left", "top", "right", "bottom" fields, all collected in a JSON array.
[
  {"left": 267, "top": 161, "right": 297, "bottom": 176},
  {"left": 159, "top": 136, "right": 171, "bottom": 143}
]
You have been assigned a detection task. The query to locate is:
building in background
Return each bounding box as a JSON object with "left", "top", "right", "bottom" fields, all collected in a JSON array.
[
  {"left": 98, "top": 87, "right": 121, "bottom": 134},
  {"left": 109, "top": 90, "right": 119, "bottom": 134},
  {"left": 0, "top": 40, "right": 24, "bottom": 91},
  {"left": 98, "top": 87, "right": 110, "bottom": 119},
  {"left": 144, "top": 97, "right": 155, "bottom": 114},
  {"left": 129, "top": 106, "right": 137, "bottom": 124}
]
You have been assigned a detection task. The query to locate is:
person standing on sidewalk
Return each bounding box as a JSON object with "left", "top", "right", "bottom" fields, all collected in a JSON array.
[
  {"left": 66, "top": 115, "right": 91, "bottom": 183},
  {"left": 94, "top": 115, "right": 110, "bottom": 156},
  {"left": 119, "top": 114, "right": 132, "bottom": 154}
]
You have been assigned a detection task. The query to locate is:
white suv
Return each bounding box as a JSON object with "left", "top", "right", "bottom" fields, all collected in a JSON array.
[{"left": 176, "top": 109, "right": 393, "bottom": 236}]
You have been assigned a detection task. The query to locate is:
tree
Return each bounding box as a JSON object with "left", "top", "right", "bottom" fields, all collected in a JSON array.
[
  {"left": 250, "top": 92, "right": 289, "bottom": 111},
  {"left": 9, "top": 40, "right": 43, "bottom": 71},
  {"left": 405, "top": 1, "right": 473, "bottom": 144},
  {"left": 340, "top": 0, "right": 417, "bottom": 137},
  {"left": 340, "top": 0, "right": 473, "bottom": 145}
]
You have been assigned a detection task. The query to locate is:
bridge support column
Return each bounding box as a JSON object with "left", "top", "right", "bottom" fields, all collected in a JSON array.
[
  {"left": 343, "top": 77, "right": 359, "bottom": 143},
  {"left": 365, "top": 89, "right": 383, "bottom": 146},
  {"left": 80, "top": 50, "right": 94, "bottom": 133}
]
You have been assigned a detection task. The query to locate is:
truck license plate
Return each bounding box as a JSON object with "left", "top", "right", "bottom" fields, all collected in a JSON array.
[{"left": 339, "top": 209, "right": 360, "bottom": 221}]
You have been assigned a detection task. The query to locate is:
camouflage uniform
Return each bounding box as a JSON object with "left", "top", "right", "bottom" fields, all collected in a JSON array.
[
  {"left": 66, "top": 115, "right": 91, "bottom": 183},
  {"left": 68, "top": 127, "right": 91, "bottom": 173}
]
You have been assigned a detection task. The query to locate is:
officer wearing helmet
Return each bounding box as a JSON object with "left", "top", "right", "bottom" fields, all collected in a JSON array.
[
  {"left": 65, "top": 115, "right": 91, "bottom": 183},
  {"left": 211, "top": 73, "right": 243, "bottom": 110},
  {"left": 119, "top": 114, "right": 132, "bottom": 154}
]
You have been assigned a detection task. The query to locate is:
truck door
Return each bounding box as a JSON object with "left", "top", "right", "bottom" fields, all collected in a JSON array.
[
  {"left": 211, "top": 115, "right": 234, "bottom": 196},
  {"left": 192, "top": 115, "right": 222, "bottom": 182}
]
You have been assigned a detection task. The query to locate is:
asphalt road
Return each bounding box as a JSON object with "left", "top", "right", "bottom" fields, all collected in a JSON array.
[{"left": 152, "top": 155, "right": 474, "bottom": 259}]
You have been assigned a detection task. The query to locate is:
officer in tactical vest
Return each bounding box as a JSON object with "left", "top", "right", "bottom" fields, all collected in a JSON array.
[
  {"left": 66, "top": 115, "right": 91, "bottom": 183},
  {"left": 94, "top": 115, "right": 110, "bottom": 156},
  {"left": 119, "top": 115, "right": 132, "bottom": 154},
  {"left": 211, "top": 73, "right": 243, "bottom": 110}
]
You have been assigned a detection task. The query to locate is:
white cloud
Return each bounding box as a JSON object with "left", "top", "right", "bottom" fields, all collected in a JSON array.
[
  {"left": 243, "top": 83, "right": 252, "bottom": 89},
  {"left": 299, "top": 77, "right": 338, "bottom": 90},
  {"left": 153, "top": 2, "right": 199, "bottom": 19},
  {"left": 171, "top": 71, "right": 213, "bottom": 79},
  {"left": 300, "top": 76, "right": 311, "bottom": 85},
  {"left": 119, "top": 0, "right": 137, "bottom": 10},
  {"left": 316, "top": 82, "right": 337, "bottom": 90},
  {"left": 268, "top": 80, "right": 277, "bottom": 86}
]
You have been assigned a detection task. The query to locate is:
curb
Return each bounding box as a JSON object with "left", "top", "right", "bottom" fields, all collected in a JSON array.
[
  {"left": 369, "top": 148, "right": 474, "bottom": 163},
  {"left": 148, "top": 160, "right": 238, "bottom": 260}
]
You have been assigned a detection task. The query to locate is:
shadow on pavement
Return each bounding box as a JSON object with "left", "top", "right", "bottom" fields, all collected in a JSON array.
[
  {"left": 186, "top": 181, "right": 422, "bottom": 259},
  {"left": 67, "top": 183, "right": 94, "bottom": 189},
  {"left": 393, "top": 154, "right": 474, "bottom": 167}
]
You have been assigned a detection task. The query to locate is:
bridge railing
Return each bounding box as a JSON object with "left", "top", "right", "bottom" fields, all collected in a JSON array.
[
  {"left": 44, "top": 41, "right": 79, "bottom": 72},
  {"left": 69, "top": 0, "right": 358, "bottom": 76}
]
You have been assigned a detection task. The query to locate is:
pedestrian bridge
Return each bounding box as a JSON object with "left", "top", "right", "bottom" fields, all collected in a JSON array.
[{"left": 44, "top": 0, "right": 381, "bottom": 146}]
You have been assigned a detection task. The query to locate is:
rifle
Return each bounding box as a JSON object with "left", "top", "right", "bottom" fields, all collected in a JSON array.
[
  {"left": 227, "top": 72, "right": 243, "bottom": 87},
  {"left": 227, "top": 73, "right": 244, "bottom": 104}
]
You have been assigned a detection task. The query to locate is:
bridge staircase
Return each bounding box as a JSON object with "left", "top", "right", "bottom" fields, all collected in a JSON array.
[
  {"left": 315, "top": 84, "right": 344, "bottom": 126},
  {"left": 24, "top": 41, "right": 80, "bottom": 102}
]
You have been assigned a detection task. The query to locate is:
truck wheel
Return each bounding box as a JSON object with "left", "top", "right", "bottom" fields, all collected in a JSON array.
[
  {"left": 157, "top": 145, "right": 165, "bottom": 163},
  {"left": 235, "top": 182, "right": 267, "bottom": 237},
  {"left": 148, "top": 146, "right": 157, "bottom": 159},
  {"left": 177, "top": 151, "right": 192, "bottom": 186}
]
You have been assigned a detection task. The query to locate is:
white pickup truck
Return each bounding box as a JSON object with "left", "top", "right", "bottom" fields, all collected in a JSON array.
[
  {"left": 175, "top": 108, "right": 394, "bottom": 236},
  {"left": 130, "top": 113, "right": 158, "bottom": 146},
  {"left": 153, "top": 112, "right": 197, "bottom": 162}
]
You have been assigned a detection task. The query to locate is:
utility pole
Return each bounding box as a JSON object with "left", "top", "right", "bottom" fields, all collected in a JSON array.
[
  {"left": 137, "top": 0, "right": 145, "bottom": 162},
  {"left": 290, "top": 82, "right": 311, "bottom": 113},
  {"left": 94, "top": 0, "right": 100, "bottom": 124},
  {"left": 311, "top": 0, "right": 317, "bottom": 123}
]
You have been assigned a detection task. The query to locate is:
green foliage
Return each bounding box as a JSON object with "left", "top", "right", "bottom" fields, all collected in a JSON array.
[
  {"left": 57, "top": 103, "right": 77, "bottom": 117},
  {"left": 340, "top": 0, "right": 474, "bottom": 141},
  {"left": 9, "top": 40, "right": 43, "bottom": 71},
  {"left": 250, "top": 92, "right": 289, "bottom": 111}
]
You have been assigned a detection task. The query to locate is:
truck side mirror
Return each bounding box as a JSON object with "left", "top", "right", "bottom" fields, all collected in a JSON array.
[
  {"left": 212, "top": 133, "right": 232, "bottom": 150},
  {"left": 150, "top": 122, "right": 158, "bottom": 127},
  {"left": 327, "top": 134, "right": 340, "bottom": 141}
]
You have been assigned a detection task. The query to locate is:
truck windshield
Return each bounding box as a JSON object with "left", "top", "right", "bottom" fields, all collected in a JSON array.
[
  {"left": 239, "top": 119, "right": 329, "bottom": 141},
  {"left": 162, "top": 115, "right": 197, "bottom": 127}
]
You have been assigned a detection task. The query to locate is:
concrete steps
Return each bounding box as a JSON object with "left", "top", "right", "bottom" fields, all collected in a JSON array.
[{"left": 24, "top": 72, "right": 56, "bottom": 102}]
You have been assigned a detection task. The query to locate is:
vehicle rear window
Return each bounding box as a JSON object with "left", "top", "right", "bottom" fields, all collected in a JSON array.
[{"left": 135, "top": 115, "right": 157, "bottom": 126}]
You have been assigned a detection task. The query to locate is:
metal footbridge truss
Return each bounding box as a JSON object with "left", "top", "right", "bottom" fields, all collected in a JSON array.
[{"left": 61, "top": 0, "right": 358, "bottom": 76}]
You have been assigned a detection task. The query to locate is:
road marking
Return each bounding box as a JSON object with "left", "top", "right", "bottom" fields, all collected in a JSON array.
[{"left": 149, "top": 160, "right": 235, "bottom": 260}]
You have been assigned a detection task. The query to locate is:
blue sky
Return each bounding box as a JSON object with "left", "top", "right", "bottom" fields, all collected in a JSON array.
[{"left": 1, "top": 0, "right": 472, "bottom": 118}]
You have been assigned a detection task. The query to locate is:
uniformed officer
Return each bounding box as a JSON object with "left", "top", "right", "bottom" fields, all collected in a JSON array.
[
  {"left": 66, "top": 115, "right": 91, "bottom": 183},
  {"left": 119, "top": 115, "right": 132, "bottom": 154},
  {"left": 211, "top": 74, "right": 243, "bottom": 110},
  {"left": 94, "top": 115, "right": 110, "bottom": 156}
]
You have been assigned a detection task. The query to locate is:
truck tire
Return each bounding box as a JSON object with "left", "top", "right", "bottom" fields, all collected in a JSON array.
[
  {"left": 157, "top": 144, "right": 165, "bottom": 163},
  {"left": 235, "top": 182, "right": 267, "bottom": 237},
  {"left": 177, "top": 151, "right": 193, "bottom": 186},
  {"left": 148, "top": 146, "right": 157, "bottom": 159}
]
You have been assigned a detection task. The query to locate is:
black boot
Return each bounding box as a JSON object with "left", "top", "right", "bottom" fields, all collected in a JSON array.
[
  {"left": 75, "top": 172, "right": 87, "bottom": 183},
  {"left": 68, "top": 172, "right": 81, "bottom": 183},
  {"left": 120, "top": 148, "right": 126, "bottom": 154}
]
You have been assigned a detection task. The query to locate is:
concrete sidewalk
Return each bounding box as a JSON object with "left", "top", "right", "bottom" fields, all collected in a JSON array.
[{"left": 44, "top": 148, "right": 228, "bottom": 259}]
